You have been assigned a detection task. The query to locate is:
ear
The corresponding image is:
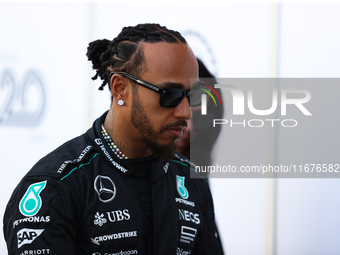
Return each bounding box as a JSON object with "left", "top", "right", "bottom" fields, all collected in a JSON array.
[{"left": 110, "top": 74, "right": 127, "bottom": 104}]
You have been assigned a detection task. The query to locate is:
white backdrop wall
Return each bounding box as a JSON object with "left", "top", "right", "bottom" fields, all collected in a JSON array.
[
  {"left": 275, "top": 4, "right": 340, "bottom": 255},
  {"left": 1, "top": 2, "right": 339, "bottom": 255}
]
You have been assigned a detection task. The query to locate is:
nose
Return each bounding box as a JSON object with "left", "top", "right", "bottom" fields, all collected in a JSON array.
[
  {"left": 186, "top": 119, "right": 191, "bottom": 132},
  {"left": 174, "top": 96, "right": 191, "bottom": 119}
]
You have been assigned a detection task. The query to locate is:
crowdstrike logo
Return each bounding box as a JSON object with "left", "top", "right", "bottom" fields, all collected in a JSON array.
[{"left": 91, "top": 231, "right": 137, "bottom": 246}]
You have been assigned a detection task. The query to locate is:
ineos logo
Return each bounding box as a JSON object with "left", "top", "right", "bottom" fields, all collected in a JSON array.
[
  {"left": 0, "top": 69, "right": 46, "bottom": 126},
  {"left": 94, "top": 175, "right": 116, "bottom": 203}
]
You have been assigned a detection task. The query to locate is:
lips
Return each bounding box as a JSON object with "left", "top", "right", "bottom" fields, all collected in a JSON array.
[{"left": 167, "top": 126, "right": 186, "bottom": 138}]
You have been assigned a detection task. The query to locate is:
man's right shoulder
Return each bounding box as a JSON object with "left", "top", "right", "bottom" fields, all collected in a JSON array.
[{"left": 25, "top": 133, "right": 98, "bottom": 180}]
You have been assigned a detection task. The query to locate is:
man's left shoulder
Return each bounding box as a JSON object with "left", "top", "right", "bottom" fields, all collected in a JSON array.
[
  {"left": 170, "top": 153, "right": 208, "bottom": 186},
  {"left": 170, "top": 153, "right": 195, "bottom": 172}
]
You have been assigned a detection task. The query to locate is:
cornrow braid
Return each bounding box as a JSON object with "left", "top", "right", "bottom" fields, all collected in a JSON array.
[{"left": 86, "top": 23, "right": 187, "bottom": 91}]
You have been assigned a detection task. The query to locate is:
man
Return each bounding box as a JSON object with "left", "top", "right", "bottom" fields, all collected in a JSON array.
[{"left": 3, "top": 24, "right": 223, "bottom": 255}]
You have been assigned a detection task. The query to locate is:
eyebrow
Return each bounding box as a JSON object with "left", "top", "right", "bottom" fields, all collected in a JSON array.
[{"left": 158, "top": 82, "right": 185, "bottom": 89}]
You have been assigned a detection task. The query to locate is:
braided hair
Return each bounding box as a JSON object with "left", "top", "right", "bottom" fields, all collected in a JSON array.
[{"left": 86, "top": 23, "right": 187, "bottom": 91}]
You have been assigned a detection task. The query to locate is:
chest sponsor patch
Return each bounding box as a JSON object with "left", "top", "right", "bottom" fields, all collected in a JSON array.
[
  {"left": 94, "top": 209, "right": 130, "bottom": 227},
  {"left": 19, "top": 181, "right": 47, "bottom": 217},
  {"left": 13, "top": 216, "right": 50, "bottom": 229},
  {"left": 176, "top": 176, "right": 189, "bottom": 199},
  {"left": 17, "top": 228, "right": 44, "bottom": 248},
  {"left": 94, "top": 212, "right": 107, "bottom": 227},
  {"left": 20, "top": 249, "right": 50, "bottom": 255},
  {"left": 177, "top": 248, "right": 192, "bottom": 255},
  {"left": 178, "top": 209, "right": 200, "bottom": 224},
  {"left": 92, "top": 250, "right": 138, "bottom": 255},
  {"left": 91, "top": 231, "right": 137, "bottom": 246},
  {"left": 175, "top": 176, "right": 196, "bottom": 207},
  {"left": 179, "top": 226, "right": 197, "bottom": 245},
  {"left": 175, "top": 198, "right": 195, "bottom": 208}
]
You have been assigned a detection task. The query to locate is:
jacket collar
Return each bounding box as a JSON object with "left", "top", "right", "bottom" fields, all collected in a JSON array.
[{"left": 87, "top": 111, "right": 169, "bottom": 181}]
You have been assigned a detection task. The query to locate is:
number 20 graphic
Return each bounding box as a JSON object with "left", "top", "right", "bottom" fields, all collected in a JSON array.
[{"left": 0, "top": 69, "right": 46, "bottom": 126}]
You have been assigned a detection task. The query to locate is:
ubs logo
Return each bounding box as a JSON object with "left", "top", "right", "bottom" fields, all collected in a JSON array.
[
  {"left": 0, "top": 69, "right": 46, "bottom": 126},
  {"left": 94, "top": 175, "right": 116, "bottom": 203}
]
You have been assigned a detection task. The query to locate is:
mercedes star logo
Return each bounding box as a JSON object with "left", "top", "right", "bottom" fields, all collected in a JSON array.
[{"left": 94, "top": 175, "right": 116, "bottom": 203}]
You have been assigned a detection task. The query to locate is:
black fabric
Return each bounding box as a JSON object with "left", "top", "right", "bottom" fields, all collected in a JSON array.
[{"left": 3, "top": 112, "right": 224, "bottom": 255}]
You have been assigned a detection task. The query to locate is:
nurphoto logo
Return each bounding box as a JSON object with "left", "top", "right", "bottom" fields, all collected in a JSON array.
[{"left": 196, "top": 79, "right": 312, "bottom": 128}]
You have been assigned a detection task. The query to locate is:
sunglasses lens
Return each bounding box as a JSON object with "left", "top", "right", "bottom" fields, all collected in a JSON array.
[{"left": 163, "top": 90, "right": 185, "bottom": 107}]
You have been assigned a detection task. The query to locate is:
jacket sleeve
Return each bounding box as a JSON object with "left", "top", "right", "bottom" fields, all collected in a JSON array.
[
  {"left": 192, "top": 181, "right": 225, "bottom": 255},
  {"left": 3, "top": 176, "right": 82, "bottom": 255}
]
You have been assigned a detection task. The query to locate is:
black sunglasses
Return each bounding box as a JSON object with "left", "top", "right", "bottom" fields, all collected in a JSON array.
[{"left": 110, "top": 71, "right": 208, "bottom": 108}]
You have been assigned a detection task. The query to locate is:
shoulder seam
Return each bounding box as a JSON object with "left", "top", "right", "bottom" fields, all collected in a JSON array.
[
  {"left": 175, "top": 153, "right": 197, "bottom": 167},
  {"left": 60, "top": 153, "right": 100, "bottom": 180},
  {"left": 174, "top": 154, "right": 207, "bottom": 182}
]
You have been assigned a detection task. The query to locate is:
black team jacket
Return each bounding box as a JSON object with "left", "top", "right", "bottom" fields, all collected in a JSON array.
[{"left": 3, "top": 112, "right": 224, "bottom": 255}]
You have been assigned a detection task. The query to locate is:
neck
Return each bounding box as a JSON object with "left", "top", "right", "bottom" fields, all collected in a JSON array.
[{"left": 103, "top": 108, "right": 153, "bottom": 159}]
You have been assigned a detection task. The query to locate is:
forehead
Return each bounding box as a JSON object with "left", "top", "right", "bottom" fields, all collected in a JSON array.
[{"left": 140, "top": 42, "right": 198, "bottom": 89}]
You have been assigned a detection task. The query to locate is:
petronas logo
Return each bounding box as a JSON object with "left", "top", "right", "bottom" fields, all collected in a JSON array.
[
  {"left": 176, "top": 175, "right": 189, "bottom": 199},
  {"left": 19, "top": 181, "right": 47, "bottom": 217}
]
